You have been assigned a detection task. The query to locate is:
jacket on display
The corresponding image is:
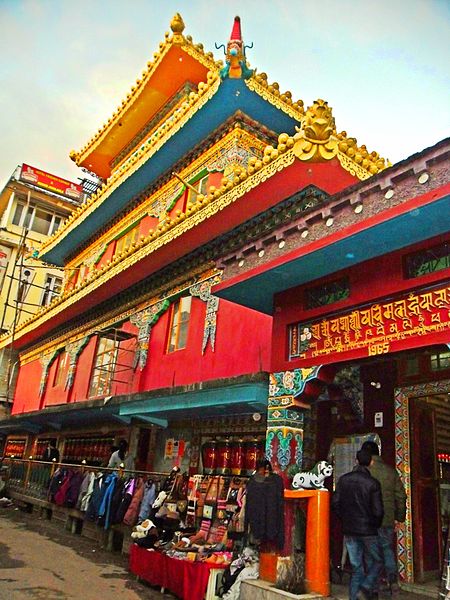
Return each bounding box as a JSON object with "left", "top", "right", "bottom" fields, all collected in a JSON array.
[
  {"left": 138, "top": 481, "right": 156, "bottom": 523},
  {"left": 114, "top": 478, "right": 136, "bottom": 524},
  {"left": 98, "top": 472, "right": 118, "bottom": 529},
  {"left": 54, "top": 471, "right": 74, "bottom": 506},
  {"left": 85, "top": 474, "right": 105, "bottom": 521},
  {"left": 65, "top": 471, "right": 85, "bottom": 508},
  {"left": 123, "top": 477, "right": 145, "bottom": 526},
  {"left": 332, "top": 465, "right": 384, "bottom": 536},
  {"left": 77, "top": 472, "right": 95, "bottom": 512},
  {"left": 245, "top": 472, "right": 285, "bottom": 548}
]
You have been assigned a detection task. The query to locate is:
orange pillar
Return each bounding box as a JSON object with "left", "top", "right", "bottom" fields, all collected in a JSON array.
[{"left": 284, "top": 489, "right": 330, "bottom": 597}]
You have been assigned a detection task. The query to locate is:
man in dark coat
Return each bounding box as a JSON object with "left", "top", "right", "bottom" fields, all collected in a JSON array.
[
  {"left": 332, "top": 448, "right": 384, "bottom": 600},
  {"left": 362, "top": 440, "right": 406, "bottom": 596},
  {"left": 42, "top": 440, "right": 60, "bottom": 463}
]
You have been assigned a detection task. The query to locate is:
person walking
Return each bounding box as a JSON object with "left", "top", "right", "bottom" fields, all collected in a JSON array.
[
  {"left": 332, "top": 448, "right": 384, "bottom": 600},
  {"left": 361, "top": 440, "right": 406, "bottom": 596}
]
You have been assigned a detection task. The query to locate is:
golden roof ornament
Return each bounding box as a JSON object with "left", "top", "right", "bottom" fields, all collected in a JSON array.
[
  {"left": 293, "top": 99, "right": 338, "bottom": 162},
  {"left": 170, "top": 13, "right": 185, "bottom": 44}
]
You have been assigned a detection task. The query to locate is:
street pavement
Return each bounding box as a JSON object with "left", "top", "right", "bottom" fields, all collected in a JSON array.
[
  {"left": 0, "top": 505, "right": 167, "bottom": 600},
  {"left": 0, "top": 503, "right": 434, "bottom": 599}
]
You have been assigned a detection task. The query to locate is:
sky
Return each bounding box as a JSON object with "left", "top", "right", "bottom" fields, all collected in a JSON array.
[{"left": 0, "top": 0, "right": 449, "bottom": 189}]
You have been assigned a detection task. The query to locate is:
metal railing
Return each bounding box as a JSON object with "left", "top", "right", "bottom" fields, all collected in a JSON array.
[{"left": 2, "top": 457, "right": 169, "bottom": 504}]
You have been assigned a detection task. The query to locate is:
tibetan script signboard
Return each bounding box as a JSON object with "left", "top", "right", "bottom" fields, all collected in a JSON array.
[{"left": 289, "top": 284, "right": 450, "bottom": 363}]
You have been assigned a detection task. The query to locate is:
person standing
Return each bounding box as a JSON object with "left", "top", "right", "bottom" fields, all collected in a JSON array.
[
  {"left": 361, "top": 440, "right": 406, "bottom": 596},
  {"left": 107, "top": 439, "right": 134, "bottom": 471},
  {"left": 332, "top": 448, "right": 384, "bottom": 600},
  {"left": 42, "top": 440, "right": 60, "bottom": 463}
]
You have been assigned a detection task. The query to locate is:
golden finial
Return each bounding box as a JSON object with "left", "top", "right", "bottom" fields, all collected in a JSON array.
[{"left": 170, "top": 13, "right": 185, "bottom": 44}]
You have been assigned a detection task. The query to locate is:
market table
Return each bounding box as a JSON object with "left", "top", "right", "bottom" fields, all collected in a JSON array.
[{"left": 129, "top": 544, "right": 226, "bottom": 600}]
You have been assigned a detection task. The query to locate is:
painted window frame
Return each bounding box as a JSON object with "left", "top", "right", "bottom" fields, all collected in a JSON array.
[
  {"left": 53, "top": 352, "right": 68, "bottom": 387},
  {"left": 12, "top": 198, "right": 64, "bottom": 236},
  {"left": 88, "top": 336, "right": 120, "bottom": 398},
  {"left": 167, "top": 296, "right": 192, "bottom": 353},
  {"left": 41, "top": 274, "right": 63, "bottom": 306}
]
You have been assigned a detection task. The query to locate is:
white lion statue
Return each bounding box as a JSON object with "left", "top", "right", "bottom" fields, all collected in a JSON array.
[{"left": 291, "top": 460, "right": 333, "bottom": 490}]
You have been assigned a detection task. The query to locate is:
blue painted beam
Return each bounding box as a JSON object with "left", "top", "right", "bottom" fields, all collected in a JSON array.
[
  {"left": 216, "top": 193, "right": 450, "bottom": 314},
  {"left": 119, "top": 382, "right": 268, "bottom": 417},
  {"left": 133, "top": 415, "right": 168, "bottom": 428}
]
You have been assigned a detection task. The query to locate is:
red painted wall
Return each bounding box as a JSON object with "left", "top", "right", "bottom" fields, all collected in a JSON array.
[
  {"left": 12, "top": 298, "right": 272, "bottom": 414},
  {"left": 272, "top": 233, "right": 450, "bottom": 372},
  {"left": 139, "top": 297, "right": 271, "bottom": 390},
  {"left": 12, "top": 360, "right": 42, "bottom": 414}
]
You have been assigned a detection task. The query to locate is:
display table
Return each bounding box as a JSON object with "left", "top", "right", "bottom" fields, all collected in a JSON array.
[{"left": 129, "top": 544, "right": 225, "bottom": 600}]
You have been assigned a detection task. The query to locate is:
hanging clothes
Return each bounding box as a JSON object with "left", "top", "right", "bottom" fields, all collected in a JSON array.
[
  {"left": 85, "top": 473, "right": 105, "bottom": 521},
  {"left": 138, "top": 480, "right": 156, "bottom": 523},
  {"left": 54, "top": 470, "right": 74, "bottom": 506},
  {"left": 245, "top": 472, "right": 285, "bottom": 548},
  {"left": 123, "top": 477, "right": 145, "bottom": 526},
  {"left": 98, "top": 472, "right": 118, "bottom": 530},
  {"left": 77, "top": 472, "right": 95, "bottom": 511},
  {"left": 114, "top": 478, "right": 136, "bottom": 524},
  {"left": 65, "top": 471, "right": 85, "bottom": 508},
  {"left": 109, "top": 477, "right": 126, "bottom": 525},
  {"left": 48, "top": 468, "right": 67, "bottom": 502}
]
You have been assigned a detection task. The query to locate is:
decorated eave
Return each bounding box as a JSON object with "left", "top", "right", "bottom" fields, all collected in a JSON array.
[
  {"left": 1, "top": 16, "right": 394, "bottom": 350},
  {"left": 3, "top": 106, "right": 391, "bottom": 350},
  {"left": 69, "top": 14, "right": 218, "bottom": 180},
  {"left": 214, "top": 138, "right": 450, "bottom": 314},
  {"left": 40, "top": 13, "right": 388, "bottom": 267}
]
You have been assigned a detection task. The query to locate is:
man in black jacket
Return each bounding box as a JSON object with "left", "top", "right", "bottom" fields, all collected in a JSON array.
[{"left": 332, "top": 448, "right": 384, "bottom": 600}]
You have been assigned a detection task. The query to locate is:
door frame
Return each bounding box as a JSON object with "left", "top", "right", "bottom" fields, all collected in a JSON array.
[{"left": 394, "top": 378, "right": 450, "bottom": 583}]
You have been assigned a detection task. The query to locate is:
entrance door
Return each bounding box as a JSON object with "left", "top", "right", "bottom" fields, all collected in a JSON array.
[{"left": 410, "top": 397, "right": 442, "bottom": 581}]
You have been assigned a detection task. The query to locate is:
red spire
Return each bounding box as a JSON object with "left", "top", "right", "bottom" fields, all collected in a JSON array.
[{"left": 230, "top": 16, "right": 242, "bottom": 41}]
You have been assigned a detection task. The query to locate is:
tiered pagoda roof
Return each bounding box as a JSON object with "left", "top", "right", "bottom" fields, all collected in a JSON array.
[{"left": 0, "top": 14, "right": 392, "bottom": 350}]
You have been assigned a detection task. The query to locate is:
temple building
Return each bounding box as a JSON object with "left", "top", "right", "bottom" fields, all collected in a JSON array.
[{"left": 0, "top": 14, "right": 448, "bottom": 594}]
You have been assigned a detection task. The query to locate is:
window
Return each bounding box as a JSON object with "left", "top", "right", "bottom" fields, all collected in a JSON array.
[
  {"left": 167, "top": 296, "right": 192, "bottom": 352},
  {"left": 187, "top": 176, "right": 209, "bottom": 205},
  {"left": 404, "top": 242, "right": 450, "bottom": 279},
  {"left": 54, "top": 352, "right": 68, "bottom": 387},
  {"left": 89, "top": 337, "right": 119, "bottom": 397},
  {"left": 430, "top": 351, "right": 450, "bottom": 372},
  {"left": 304, "top": 277, "right": 350, "bottom": 310},
  {"left": 12, "top": 198, "right": 64, "bottom": 236},
  {"left": 114, "top": 226, "right": 139, "bottom": 257},
  {"left": 41, "top": 274, "right": 63, "bottom": 306}
]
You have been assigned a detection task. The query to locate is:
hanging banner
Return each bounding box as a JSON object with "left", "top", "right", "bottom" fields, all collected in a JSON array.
[
  {"left": 19, "top": 164, "right": 83, "bottom": 200},
  {"left": 289, "top": 284, "right": 450, "bottom": 363}
]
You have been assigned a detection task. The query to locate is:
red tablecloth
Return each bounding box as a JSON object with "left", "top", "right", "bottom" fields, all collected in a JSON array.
[{"left": 129, "top": 544, "right": 224, "bottom": 600}]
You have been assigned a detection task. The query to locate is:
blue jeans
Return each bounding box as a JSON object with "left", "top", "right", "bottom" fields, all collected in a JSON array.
[
  {"left": 378, "top": 526, "right": 397, "bottom": 582},
  {"left": 345, "top": 535, "right": 383, "bottom": 600}
]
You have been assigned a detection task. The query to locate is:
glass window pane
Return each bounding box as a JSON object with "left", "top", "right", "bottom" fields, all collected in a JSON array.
[
  {"left": 31, "top": 209, "right": 52, "bottom": 235},
  {"left": 178, "top": 320, "right": 189, "bottom": 349},
  {"left": 50, "top": 216, "right": 62, "bottom": 235},
  {"left": 12, "top": 203, "right": 24, "bottom": 226}
]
